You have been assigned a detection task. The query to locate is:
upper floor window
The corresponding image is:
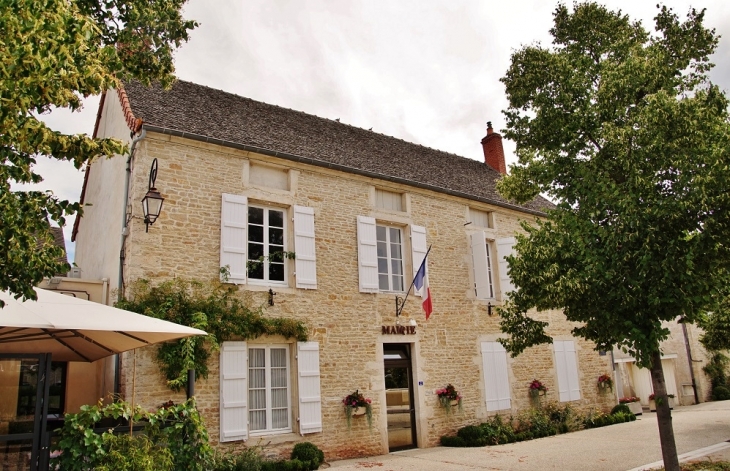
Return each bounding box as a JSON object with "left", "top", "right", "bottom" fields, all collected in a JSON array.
[
  {"left": 247, "top": 206, "right": 286, "bottom": 283},
  {"left": 377, "top": 225, "right": 404, "bottom": 292},
  {"left": 220, "top": 194, "right": 317, "bottom": 289},
  {"left": 375, "top": 189, "right": 404, "bottom": 212}
]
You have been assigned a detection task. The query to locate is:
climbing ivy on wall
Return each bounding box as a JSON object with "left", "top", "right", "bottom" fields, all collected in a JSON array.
[{"left": 117, "top": 278, "right": 308, "bottom": 391}]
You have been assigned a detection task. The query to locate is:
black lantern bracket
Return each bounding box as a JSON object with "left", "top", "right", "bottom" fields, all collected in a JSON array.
[{"left": 141, "top": 158, "right": 164, "bottom": 232}]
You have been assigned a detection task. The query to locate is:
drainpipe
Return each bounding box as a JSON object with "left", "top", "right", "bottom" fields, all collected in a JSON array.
[{"left": 115, "top": 129, "right": 146, "bottom": 397}]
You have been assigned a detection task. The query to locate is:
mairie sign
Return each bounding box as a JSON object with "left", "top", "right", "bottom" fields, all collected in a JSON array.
[{"left": 381, "top": 325, "right": 416, "bottom": 335}]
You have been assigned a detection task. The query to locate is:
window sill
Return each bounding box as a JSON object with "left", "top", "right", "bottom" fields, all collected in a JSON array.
[{"left": 248, "top": 431, "right": 299, "bottom": 445}]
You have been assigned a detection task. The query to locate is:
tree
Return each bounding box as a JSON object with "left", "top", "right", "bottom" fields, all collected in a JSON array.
[
  {"left": 496, "top": 3, "right": 730, "bottom": 470},
  {"left": 0, "top": 0, "right": 197, "bottom": 306}
]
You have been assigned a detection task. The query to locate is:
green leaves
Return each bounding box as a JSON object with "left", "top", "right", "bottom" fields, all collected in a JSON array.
[
  {"left": 0, "top": 0, "right": 196, "bottom": 303},
  {"left": 497, "top": 2, "right": 730, "bottom": 367},
  {"left": 117, "top": 278, "right": 308, "bottom": 391}
]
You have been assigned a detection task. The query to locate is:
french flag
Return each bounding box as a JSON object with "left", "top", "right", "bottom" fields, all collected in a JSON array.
[{"left": 413, "top": 257, "right": 433, "bottom": 320}]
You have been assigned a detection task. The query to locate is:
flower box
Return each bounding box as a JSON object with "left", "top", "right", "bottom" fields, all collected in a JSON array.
[
  {"left": 649, "top": 395, "right": 674, "bottom": 411},
  {"left": 352, "top": 407, "right": 367, "bottom": 416},
  {"left": 627, "top": 401, "right": 643, "bottom": 415}
]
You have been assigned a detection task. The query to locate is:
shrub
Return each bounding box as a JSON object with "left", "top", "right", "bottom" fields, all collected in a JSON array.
[
  {"left": 291, "top": 442, "right": 324, "bottom": 470},
  {"left": 440, "top": 435, "right": 467, "bottom": 447},
  {"left": 611, "top": 404, "right": 632, "bottom": 415},
  {"left": 712, "top": 386, "right": 730, "bottom": 401},
  {"left": 212, "top": 446, "right": 264, "bottom": 471}
]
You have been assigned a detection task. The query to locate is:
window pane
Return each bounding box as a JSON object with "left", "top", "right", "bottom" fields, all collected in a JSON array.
[
  {"left": 249, "top": 348, "right": 265, "bottom": 368},
  {"left": 392, "top": 273, "right": 404, "bottom": 292},
  {"left": 389, "top": 227, "right": 401, "bottom": 243},
  {"left": 390, "top": 241, "right": 402, "bottom": 260},
  {"left": 379, "top": 274, "right": 389, "bottom": 290},
  {"left": 272, "top": 387, "right": 288, "bottom": 407},
  {"left": 269, "top": 209, "right": 284, "bottom": 228},
  {"left": 248, "top": 260, "right": 264, "bottom": 279},
  {"left": 391, "top": 259, "right": 402, "bottom": 276},
  {"left": 376, "top": 225, "right": 386, "bottom": 241},
  {"left": 377, "top": 240, "right": 387, "bottom": 258},
  {"left": 269, "top": 263, "right": 284, "bottom": 281},
  {"left": 248, "top": 243, "right": 263, "bottom": 261},
  {"left": 270, "top": 349, "right": 287, "bottom": 367},
  {"left": 250, "top": 409, "right": 266, "bottom": 431},
  {"left": 377, "top": 257, "right": 388, "bottom": 273},
  {"left": 248, "top": 207, "right": 264, "bottom": 225},
  {"left": 269, "top": 228, "right": 284, "bottom": 245},
  {"left": 249, "top": 225, "right": 264, "bottom": 243},
  {"left": 272, "top": 408, "right": 288, "bottom": 429}
]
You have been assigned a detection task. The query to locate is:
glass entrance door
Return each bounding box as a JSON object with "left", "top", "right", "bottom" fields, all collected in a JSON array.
[{"left": 383, "top": 344, "right": 416, "bottom": 451}]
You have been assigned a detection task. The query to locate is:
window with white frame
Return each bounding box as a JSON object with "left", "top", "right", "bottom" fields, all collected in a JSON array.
[
  {"left": 471, "top": 232, "right": 516, "bottom": 301},
  {"left": 220, "top": 194, "right": 317, "bottom": 289},
  {"left": 247, "top": 206, "right": 286, "bottom": 283},
  {"left": 249, "top": 345, "right": 290, "bottom": 434},
  {"left": 357, "top": 216, "right": 426, "bottom": 294},
  {"left": 553, "top": 340, "right": 581, "bottom": 402},
  {"left": 376, "top": 225, "right": 404, "bottom": 291},
  {"left": 220, "top": 341, "right": 322, "bottom": 442}
]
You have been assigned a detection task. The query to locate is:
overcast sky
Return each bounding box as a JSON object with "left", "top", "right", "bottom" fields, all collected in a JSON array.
[{"left": 20, "top": 0, "right": 730, "bottom": 262}]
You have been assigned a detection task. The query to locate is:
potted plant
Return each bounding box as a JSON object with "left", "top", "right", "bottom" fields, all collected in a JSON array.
[
  {"left": 343, "top": 390, "right": 372, "bottom": 429},
  {"left": 597, "top": 374, "right": 613, "bottom": 392},
  {"left": 619, "top": 396, "right": 642, "bottom": 415},
  {"left": 436, "top": 384, "right": 462, "bottom": 414},
  {"left": 649, "top": 393, "right": 675, "bottom": 411},
  {"left": 528, "top": 379, "right": 548, "bottom": 398}
]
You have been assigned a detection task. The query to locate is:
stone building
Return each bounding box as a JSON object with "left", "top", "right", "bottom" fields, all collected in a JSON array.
[{"left": 73, "top": 80, "right": 617, "bottom": 460}]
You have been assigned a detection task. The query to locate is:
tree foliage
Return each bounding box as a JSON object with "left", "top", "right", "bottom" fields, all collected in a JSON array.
[
  {"left": 0, "top": 0, "right": 197, "bottom": 306},
  {"left": 496, "top": 2, "right": 730, "bottom": 367},
  {"left": 116, "top": 278, "right": 308, "bottom": 391}
]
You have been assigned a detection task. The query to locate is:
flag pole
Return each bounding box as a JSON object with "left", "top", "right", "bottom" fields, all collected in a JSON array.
[{"left": 395, "top": 245, "right": 432, "bottom": 318}]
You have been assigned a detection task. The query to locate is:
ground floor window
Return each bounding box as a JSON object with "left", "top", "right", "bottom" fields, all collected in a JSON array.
[
  {"left": 249, "top": 345, "right": 291, "bottom": 434},
  {"left": 17, "top": 361, "right": 66, "bottom": 416}
]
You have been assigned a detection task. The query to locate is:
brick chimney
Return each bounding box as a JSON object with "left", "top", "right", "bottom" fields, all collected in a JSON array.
[{"left": 481, "top": 121, "right": 506, "bottom": 174}]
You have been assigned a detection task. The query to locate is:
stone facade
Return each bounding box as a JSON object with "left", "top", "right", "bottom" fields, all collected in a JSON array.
[{"left": 76, "top": 93, "right": 618, "bottom": 461}]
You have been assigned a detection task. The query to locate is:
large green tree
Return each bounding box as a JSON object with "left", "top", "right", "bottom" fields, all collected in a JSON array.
[
  {"left": 0, "top": 0, "right": 197, "bottom": 306},
  {"left": 496, "top": 3, "right": 730, "bottom": 470}
]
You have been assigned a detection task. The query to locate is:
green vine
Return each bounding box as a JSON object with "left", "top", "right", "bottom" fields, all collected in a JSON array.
[{"left": 117, "top": 278, "right": 308, "bottom": 391}]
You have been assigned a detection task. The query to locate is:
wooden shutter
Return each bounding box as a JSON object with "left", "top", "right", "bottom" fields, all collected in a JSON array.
[
  {"left": 496, "top": 237, "right": 516, "bottom": 299},
  {"left": 220, "top": 341, "right": 248, "bottom": 442},
  {"left": 554, "top": 340, "right": 581, "bottom": 402},
  {"left": 293, "top": 206, "right": 317, "bottom": 289},
  {"left": 481, "top": 341, "right": 512, "bottom": 411},
  {"left": 471, "top": 232, "right": 491, "bottom": 299},
  {"left": 220, "top": 194, "right": 248, "bottom": 284},
  {"left": 297, "top": 342, "right": 322, "bottom": 434},
  {"left": 357, "top": 216, "right": 379, "bottom": 293},
  {"left": 410, "top": 225, "right": 427, "bottom": 297}
]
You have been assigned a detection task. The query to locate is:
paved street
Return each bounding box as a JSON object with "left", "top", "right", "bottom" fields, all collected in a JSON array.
[{"left": 327, "top": 400, "right": 730, "bottom": 470}]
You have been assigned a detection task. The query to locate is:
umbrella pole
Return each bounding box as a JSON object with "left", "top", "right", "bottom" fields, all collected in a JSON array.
[{"left": 130, "top": 348, "right": 136, "bottom": 436}]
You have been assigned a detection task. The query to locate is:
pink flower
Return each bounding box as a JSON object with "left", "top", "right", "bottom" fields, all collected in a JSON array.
[{"left": 366, "top": 398, "right": 371, "bottom": 404}]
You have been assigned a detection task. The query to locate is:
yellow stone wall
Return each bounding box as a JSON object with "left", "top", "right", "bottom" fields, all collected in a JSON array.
[{"left": 104, "top": 131, "right": 617, "bottom": 461}]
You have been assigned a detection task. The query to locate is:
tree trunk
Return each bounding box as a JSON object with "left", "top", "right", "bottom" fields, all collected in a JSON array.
[{"left": 650, "top": 351, "right": 680, "bottom": 471}]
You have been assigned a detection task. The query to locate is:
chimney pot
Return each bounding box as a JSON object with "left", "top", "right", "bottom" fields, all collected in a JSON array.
[{"left": 481, "top": 121, "right": 506, "bottom": 174}]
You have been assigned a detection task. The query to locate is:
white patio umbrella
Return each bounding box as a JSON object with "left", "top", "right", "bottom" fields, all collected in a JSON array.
[{"left": 0, "top": 287, "right": 207, "bottom": 362}]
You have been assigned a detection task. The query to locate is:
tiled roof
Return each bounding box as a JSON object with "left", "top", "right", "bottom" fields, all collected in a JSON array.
[
  {"left": 49, "top": 226, "right": 69, "bottom": 271},
  {"left": 123, "top": 80, "right": 552, "bottom": 214}
]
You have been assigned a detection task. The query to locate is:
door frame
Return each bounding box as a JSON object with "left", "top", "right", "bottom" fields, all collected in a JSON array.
[{"left": 382, "top": 342, "right": 418, "bottom": 452}]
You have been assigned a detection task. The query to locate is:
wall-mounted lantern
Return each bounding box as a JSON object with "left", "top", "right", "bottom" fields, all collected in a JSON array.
[{"left": 142, "top": 158, "right": 164, "bottom": 232}]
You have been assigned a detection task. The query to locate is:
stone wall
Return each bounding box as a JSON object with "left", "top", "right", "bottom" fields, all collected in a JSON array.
[{"left": 85, "top": 128, "right": 616, "bottom": 461}]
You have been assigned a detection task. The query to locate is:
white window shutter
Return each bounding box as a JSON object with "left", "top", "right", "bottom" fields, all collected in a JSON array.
[
  {"left": 297, "top": 342, "right": 322, "bottom": 434},
  {"left": 481, "top": 341, "right": 512, "bottom": 411},
  {"left": 357, "top": 216, "right": 379, "bottom": 293},
  {"left": 220, "top": 341, "right": 248, "bottom": 442},
  {"left": 220, "top": 194, "right": 248, "bottom": 284},
  {"left": 293, "top": 206, "right": 317, "bottom": 289},
  {"left": 554, "top": 340, "right": 581, "bottom": 402},
  {"left": 471, "top": 232, "right": 491, "bottom": 300},
  {"left": 565, "top": 341, "right": 581, "bottom": 401},
  {"left": 410, "top": 225, "right": 427, "bottom": 297},
  {"left": 496, "top": 237, "right": 516, "bottom": 299}
]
